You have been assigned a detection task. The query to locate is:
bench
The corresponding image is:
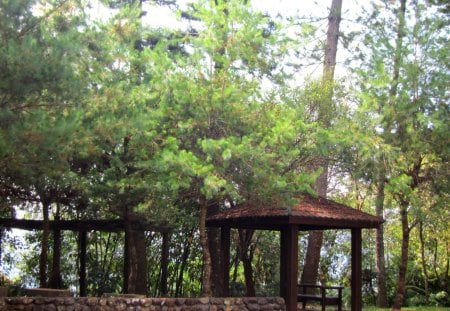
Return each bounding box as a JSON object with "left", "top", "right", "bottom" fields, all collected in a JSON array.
[{"left": 297, "top": 283, "right": 343, "bottom": 311}]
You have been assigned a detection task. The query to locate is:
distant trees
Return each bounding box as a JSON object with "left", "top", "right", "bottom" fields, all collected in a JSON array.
[{"left": 351, "top": 0, "right": 449, "bottom": 308}]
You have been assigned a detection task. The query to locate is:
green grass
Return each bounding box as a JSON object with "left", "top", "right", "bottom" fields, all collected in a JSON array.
[{"left": 363, "top": 307, "right": 450, "bottom": 311}]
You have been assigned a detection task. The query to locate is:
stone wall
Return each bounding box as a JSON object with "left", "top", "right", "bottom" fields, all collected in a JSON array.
[{"left": 0, "top": 296, "right": 286, "bottom": 311}]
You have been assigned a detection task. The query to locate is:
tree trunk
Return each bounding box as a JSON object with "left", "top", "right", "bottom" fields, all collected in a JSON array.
[
  {"left": 199, "top": 199, "right": 212, "bottom": 296},
  {"left": 392, "top": 203, "right": 411, "bottom": 311},
  {"left": 238, "top": 229, "right": 255, "bottom": 296},
  {"left": 48, "top": 205, "right": 63, "bottom": 289},
  {"left": 207, "top": 203, "right": 224, "bottom": 296},
  {"left": 48, "top": 228, "right": 63, "bottom": 288},
  {"left": 39, "top": 199, "right": 50, "bottom": 288},
  {"left": 389, "top": 3, "right": 409, "bottom": 309},
  {"left": 375, "top": 170, "right": 388, "bottom": 307},
  {"left": 445, "top": 241, "right": 449, "bottom": 293},
  {"left": 123, "top": 210, "right": 148, "bottom": 295},
  {"left": 419, "top": 221, "right": 429, "bottom": 302},
  {"left": 300, "top": 230, "right": 323, "bottom": 286},
  {"left": 301, "top": 0, "right": 342, "bottom": 286},
  {"left": 322, "top": 0, "right": 342, "bottom": 82}
]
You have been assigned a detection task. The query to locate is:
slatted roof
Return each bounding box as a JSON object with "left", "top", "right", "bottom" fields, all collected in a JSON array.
[{"left": 207, "top": 194, "right": 383, "bottom": 230}]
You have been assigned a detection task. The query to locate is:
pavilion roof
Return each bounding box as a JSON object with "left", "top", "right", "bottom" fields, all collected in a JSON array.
[{"left": 206, "top": 194, "right": 383, "bottom": 230}]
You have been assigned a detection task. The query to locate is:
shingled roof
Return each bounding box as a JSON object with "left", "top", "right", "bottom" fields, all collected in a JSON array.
[{"left": 207, "top": 194, "right": 383, "bottom": 230}]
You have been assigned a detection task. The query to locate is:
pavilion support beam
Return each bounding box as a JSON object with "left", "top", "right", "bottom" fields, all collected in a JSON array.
[
  {"left": 280, "top": 225, "right": 298, "bottom": 311},
  {"left": 220, "top": 226, "right": 230, "bottom": 296},
  {"left": 351, "top": 228, "right": 362, "bottom": 311}
]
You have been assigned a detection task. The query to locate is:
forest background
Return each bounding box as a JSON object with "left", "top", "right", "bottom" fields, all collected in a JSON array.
[{"left": 0, "top": 0, "right": 448, "bottom": 309}]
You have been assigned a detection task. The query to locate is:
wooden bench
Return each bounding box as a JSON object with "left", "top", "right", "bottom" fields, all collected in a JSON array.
[{"left": 297, "top": 283, "right": 343, "bottom": 311}]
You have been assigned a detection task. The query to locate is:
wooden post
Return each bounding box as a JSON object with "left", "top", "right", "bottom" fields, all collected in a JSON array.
[
  {"left": 220, "top": 226, "right": 230, "bottom": 296},
  {"left": 160, "top": 232, "right": 169, "bottom": 296},
  {"left": 351, "top": 228, "right": 362, "bottom": 311},
  {"left": 79, "top": 231, "right": 87, "bottom": 297},
  {"left": 280, "top": 225, "right": 298, "bottom": 311}
]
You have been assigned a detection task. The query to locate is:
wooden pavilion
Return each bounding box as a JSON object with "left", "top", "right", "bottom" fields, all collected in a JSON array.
[{"left": 206, "top": 194, "right": 384, "bottom": 311}]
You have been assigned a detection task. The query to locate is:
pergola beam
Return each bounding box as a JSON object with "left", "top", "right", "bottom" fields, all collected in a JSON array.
[
  {"left": 0, "top": 218, "right": 171, "bottom": 296},
  {"left": 0, "top": 218, "right": 171, "bottom": 233}
]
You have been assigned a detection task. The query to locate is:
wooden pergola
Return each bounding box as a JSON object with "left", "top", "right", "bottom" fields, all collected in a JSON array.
[
  {"left": 0, "top": 218, "right": 171, "bottom": 296},
  {"left": 206, "top": 194, "right": 384, "bottom": 311}
]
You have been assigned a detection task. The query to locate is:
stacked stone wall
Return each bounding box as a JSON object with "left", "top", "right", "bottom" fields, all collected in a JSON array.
[{"left": 0, "top": 296, "right": 286, "bottom": 311}]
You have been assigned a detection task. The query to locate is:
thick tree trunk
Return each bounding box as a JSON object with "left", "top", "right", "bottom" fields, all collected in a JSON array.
[
  {"left": 39, "top": 200, "right": 50, "bottom": 288},
  {"left": 375, "top": 171, "right": 388, "bottom": 307},
  {"left": 123, "top": 209, "right": 148, "bottom": 295},
  {"left": 300, "top": 230, "right": 323, "bottom": 286},
  {"left": 199, "top": 199, "right": 212, "bottom": 296},
  {"left": 301, "top": 0, "right": 342, "bottom": 286},
  {"left": 392, "top": 204, "right": 411, "bottom": 310},
  {"left": 125, "top": 228, "right": 147, "bottom": 294},
  {"left": 48, "top": 205, "right": 63, "bottom": 289},
  {"left": 48, "top": 228, "right": 63, "bottom": 288},
  {"left": 207, "top": 203, "right": 224, "bottom": 296}
]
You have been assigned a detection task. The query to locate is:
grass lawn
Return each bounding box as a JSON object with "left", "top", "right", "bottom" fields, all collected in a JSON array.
[{"left": 363, "top": 307, "right": 450, "bottom": 311}]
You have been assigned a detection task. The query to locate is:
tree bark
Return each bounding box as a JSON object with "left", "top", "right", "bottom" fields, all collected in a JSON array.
[
  {"left": 322, "top": 0, "right": 342, "bottom": 82},
  {"left": 301, "top": 0, "right": 342, "bottom": 286},
  {"left": 48, "top": 228, "right": 63, "bottom": 288},
  {"left": 300, "top": 230, "right": 324, "bottom": 287},
  {"left": 39, "top": 199, "right": 50, "bottom": 288},
  {"left": 445, "top": 241, "right": 449, "bottom": 293},
  {"left": 419, "top": 221, "right": 430, "bottom": 302},
  {"left": 123, "top": 209, "right": 148, "bottom": 295},
  {"left": 207, "top": 203, "right": 224, "bottom": 296},
  {"left": 392, "top": 203, "right": 411, "bottom": 311},
  {"left": 48, "top": 205, "right": 63, "bottom": 289},
  {"left": 375, "top": 170, "right": 388, "bottom": 307},
  {"left": 199, "top": 199, "right": 212, "bottom": 296}
]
